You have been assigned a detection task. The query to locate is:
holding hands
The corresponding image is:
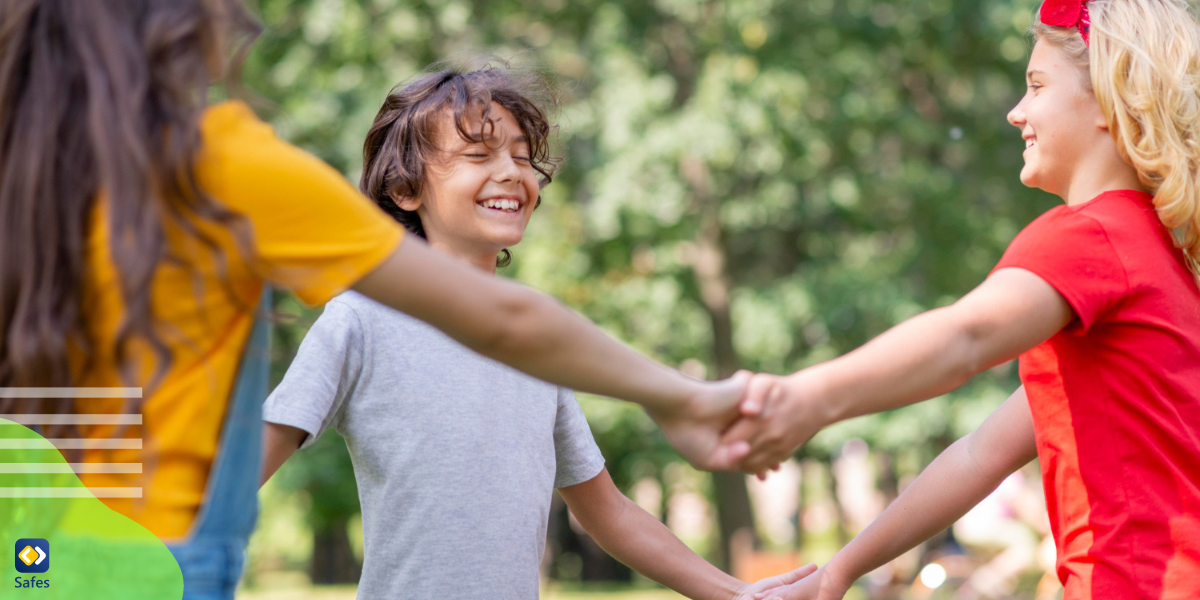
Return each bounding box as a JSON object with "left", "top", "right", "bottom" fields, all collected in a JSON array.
[
  {"left": 649, "top": 369, "right": 831, "bottom": 474},
  {"left": 752, "top": 565, "right": 853, "bottom": 600},
  {"left": 646, "top": 367, "right": 834, "bottom": 473},
  {"left": 734, "top": 563, "right": 822, "bottom": 600},
  {"left": 645, "top": 370, "right": 755, "bottom": 471},
  {"left": 723, "top": 371, "right": 834, "bottom": 474}
]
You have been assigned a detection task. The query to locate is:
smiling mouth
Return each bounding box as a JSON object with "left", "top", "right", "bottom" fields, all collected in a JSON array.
[{"left": 478, "top": 198, "right": 522, "bottom": 213}]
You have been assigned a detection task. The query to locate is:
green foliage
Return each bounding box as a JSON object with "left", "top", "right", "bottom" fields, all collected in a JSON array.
[{"left": 246, "top": 0, "right": 1052, "bottom": 530}]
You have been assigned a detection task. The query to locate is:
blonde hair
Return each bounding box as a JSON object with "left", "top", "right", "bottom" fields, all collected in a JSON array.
[{"left": 1035, "top": 0, "right": 1200, "bottom": 277}]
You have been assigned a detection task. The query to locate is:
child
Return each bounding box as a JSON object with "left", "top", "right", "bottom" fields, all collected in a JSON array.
[
  {"left": 0, "top": 2, "right": 755, "bottom": 597},
  {"left": 260, "top": 65, "right": 814, "bottom": 600},
  {"left": 727, "top": 0, "right": 1200, "bottom": 598}
]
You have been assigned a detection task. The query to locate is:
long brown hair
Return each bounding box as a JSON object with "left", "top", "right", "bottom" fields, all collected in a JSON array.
[
  {"left": 359, "top": 61, "right": 561, "bottom": 267},
  {"left": 0, "top": 0, "right": 261, "bottom": 412}
]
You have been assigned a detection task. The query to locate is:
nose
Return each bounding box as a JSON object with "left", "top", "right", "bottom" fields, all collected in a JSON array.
[
  {"left": 1007, "top": 98, "right": 1026, "bottom": 128},
  {"left": 493, "top": 152, "right": 521, "bottom": 183}
]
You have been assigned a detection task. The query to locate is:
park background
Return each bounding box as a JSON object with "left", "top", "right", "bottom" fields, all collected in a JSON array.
[{"left": 233, "top": 0, "right": 1063, "bottom": 598}]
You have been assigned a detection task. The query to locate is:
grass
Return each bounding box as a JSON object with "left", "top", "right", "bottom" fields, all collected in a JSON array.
[{"left": 237, "top": 581, "right": 688, "bottom": 600}]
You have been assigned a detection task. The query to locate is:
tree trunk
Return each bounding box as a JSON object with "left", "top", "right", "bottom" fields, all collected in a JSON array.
[
  {"left": 309, "top": 516, "right": 361, "bottom": 584},
  {"left": 683, "top": 155, "right": 759, "bottom": 572},
  {"left": 795, "top": 460, "right": 807, "bottom": 552},
  {"left": 545, "top": 493, "right": 632, "bottom": 583}
]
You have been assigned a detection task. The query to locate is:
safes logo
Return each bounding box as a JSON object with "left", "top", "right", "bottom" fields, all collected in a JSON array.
[{"left": 14, "top": 539, "right": 48, "bottom": 574}]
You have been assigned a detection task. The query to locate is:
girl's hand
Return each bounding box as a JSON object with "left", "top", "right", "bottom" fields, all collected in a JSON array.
[
  {"left": 733, "top": 563, "right": 819, "bottom": 600},
  {"left": 646, "top": 371, "right": 753, "bottom": 471},
  {"left": 722, "top": 371, "right": 832, "bottom": 474},
  {"left": 753, "top": 565, "right": 853, "bottom": 600}
]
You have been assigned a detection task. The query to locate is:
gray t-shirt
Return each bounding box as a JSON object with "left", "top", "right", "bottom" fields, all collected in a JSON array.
[{"left": 263, "top": 291, "right": 606, "bottom": 599}]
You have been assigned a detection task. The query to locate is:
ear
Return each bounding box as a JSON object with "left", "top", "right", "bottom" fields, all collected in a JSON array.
[{"left": 389, "top": 190, "right": 423, "bottom": 212}]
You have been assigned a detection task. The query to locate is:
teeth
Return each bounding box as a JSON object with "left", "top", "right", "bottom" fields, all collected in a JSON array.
[
  {"left": 1025, "top": 139, "right": 1036, "bottom": 148},
  {"left": 482, "top": 199, "right": 520, "bottom": 211}
]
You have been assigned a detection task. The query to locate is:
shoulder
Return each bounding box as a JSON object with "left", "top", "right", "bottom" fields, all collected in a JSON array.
[
  {"left": 1071, "top": 190, "right": 1163, "bottom": 242},
  {"left": 197, "top": 101, "right": 330, "bottom": 179},
  {"left": 201, "top": 101, "right": 270, "bottom": 137},
  {"left": 556, "top": 386, "right": 580, "bottom": 404},
  {"left": 994, "top": 192, "right": 1148, "bottom": 328},
  {"left": 1006, "top": 192, "right": 1145, "bottom": 255},
  {"left": 1010, "top": 191, "right": 1160, "bottom": 260},
  {"left": 330, "top": 291, "right": 443, "bottom": 345}
]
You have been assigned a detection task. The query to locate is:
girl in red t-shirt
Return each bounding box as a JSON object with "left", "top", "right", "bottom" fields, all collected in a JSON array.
[{"left": 730, "top": 1, "right": 1200, "bottom": 599}]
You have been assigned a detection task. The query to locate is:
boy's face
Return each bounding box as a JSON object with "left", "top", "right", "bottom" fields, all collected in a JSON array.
[
  {"left": 398, "top": 102, "right": 540, "bottom": 268},
  {"left": 1006, "top": 39, "right": 1109, "bottom": 198}
]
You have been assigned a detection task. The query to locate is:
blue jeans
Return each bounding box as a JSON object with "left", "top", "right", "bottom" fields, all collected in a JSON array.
[{"left": 167, "top": 290, "right": 271, "bottom": 600}]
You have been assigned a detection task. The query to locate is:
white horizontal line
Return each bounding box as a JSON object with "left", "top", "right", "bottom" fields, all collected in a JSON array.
[
  {"left": 0, "top": 415, "right": 142, "bottom": 425},
  {"left": 0, "top": 439, "right": 141, "bottom": 450},
  {"left": 0, "top": 463, "right": 142, "bottom": 474},
  {"left": 0, "top": 388, "right": 142, "bottom": 398},
  {"left": 0, "top": 487, "right": 141, "bottom": 498}
]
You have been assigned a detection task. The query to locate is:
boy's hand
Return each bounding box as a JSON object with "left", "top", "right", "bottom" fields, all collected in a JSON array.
[
  {"left": 733, "top": 563, "right": 819, "bottom": 600},
  {"left": 722, "top": 371, "right": 834, "bottom": 474},
  {"left": 647, "top": 371, "right": 753, "bottom": 471},
  {"left": 752, "top": 565, "right": 852, "bottom": 600}
]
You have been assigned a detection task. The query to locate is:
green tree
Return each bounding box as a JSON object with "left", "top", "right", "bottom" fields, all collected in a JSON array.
[{"left": 244, "top": 0, "right": 1053, "bottom": 579}]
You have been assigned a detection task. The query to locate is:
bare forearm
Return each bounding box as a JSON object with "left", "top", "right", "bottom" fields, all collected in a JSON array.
[
  {"left": 824, "top": 437, "right": 1003, "bottom": 585},
  {"left": 814, "top": 307, "right": 984, "bottom": 423},
  {"left": 492, "top": 290, "right": 700, "bottom": 411},
  {"left": 823, "top": 390, "right": 1038, "bottom": 587},
  {"left": 730, "top": 271, "right": 1071, "bottom": 474},
  {"left": 582, "top": 497, "right": 741, "bottom": 600},
  {"left": 807, "top": 270, "right": 1073, "bottom": 425},
  {"left": 354, "top": 239, "right": 700, "bottom": 411}
]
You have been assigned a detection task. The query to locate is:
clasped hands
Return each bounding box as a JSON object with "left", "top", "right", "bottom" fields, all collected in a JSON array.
[
  {"left": 647, "top": 368, "right": 837, "bottom": 476},
  {"left": 646, "top": 369, "right": 854, "bottom": 600}
]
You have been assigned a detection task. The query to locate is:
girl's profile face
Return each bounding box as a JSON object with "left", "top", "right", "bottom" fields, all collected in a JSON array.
[
  {"left": 1007, "top": 39, "right": 1109, "bottom": 198},
  {"left": 398, "top": 102, "right": 540, "bottom": 268}
]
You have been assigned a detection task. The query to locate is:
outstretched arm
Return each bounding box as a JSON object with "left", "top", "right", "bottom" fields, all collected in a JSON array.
[
  {"left": 561, "top": 468, "right": 816, "bottom": 600},
  {"left": 760, "top": 387, "right": 1039, "bottom": 600},
  {"left": 353, "top": 238, "right": 750, "bottom": 470},
  {"left": 729, "top": 268, "right": 1069, "bottom": 472}
]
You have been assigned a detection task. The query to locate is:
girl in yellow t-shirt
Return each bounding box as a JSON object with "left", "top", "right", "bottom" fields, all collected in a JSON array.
[{"left": 0, "top": 2, "right": 750, "bottom": 596}]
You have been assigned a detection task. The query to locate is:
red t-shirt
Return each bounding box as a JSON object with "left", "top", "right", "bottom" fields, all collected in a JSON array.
[{"left": 993, "top": 189, "right": 1200, "bottom": 599}]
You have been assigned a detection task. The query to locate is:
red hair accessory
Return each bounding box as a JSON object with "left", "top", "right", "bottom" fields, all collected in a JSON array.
[{"left": 1041, "top": 0, "right": 1092, "bottom": 45}]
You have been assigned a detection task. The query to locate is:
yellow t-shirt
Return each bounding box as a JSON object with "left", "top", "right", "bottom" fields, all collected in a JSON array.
[{"left": 74, "top": 101, "right": 404, "bottom": 540}]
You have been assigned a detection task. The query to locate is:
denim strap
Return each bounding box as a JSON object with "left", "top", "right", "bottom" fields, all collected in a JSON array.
[{"left": 169, "top": 288, "right": 272, "bottom": 599}]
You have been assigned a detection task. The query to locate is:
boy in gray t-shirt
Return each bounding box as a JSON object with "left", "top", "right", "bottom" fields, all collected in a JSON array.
[
  {"left": 264, "top": 290, "right": 604, "bottom": 599},
  {"left": 261, "top": 65, "right": 813, "bottom": 600}
]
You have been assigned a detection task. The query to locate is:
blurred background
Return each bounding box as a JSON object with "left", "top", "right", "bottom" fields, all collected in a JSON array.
[{"left": 233, "top": 0, "right": 1061, "bottom": 598}]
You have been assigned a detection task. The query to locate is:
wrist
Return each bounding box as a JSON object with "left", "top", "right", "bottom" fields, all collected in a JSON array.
[
  {"left": 785, "top": 367, "right": 844, "bottom": 427},
  {"left": 642, "top": 369, "right": 702, "bottom": 417},
  {"left": 821, "top": 554, "right": 859, "bottom": 594},
  {"left": 717, "top": 576, "right": 746, "bottom": 600}
]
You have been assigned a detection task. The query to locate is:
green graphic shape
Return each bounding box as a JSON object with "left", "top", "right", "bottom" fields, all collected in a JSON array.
[{"left": 0, "top": 419, "right": 183, "bottom": 599}]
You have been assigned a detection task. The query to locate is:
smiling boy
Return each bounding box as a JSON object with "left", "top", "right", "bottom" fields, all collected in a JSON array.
[{"left": 259, "top": 65, "right": 812, "bottom": 600}]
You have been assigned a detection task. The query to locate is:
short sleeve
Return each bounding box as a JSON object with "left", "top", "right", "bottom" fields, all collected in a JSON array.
[
  {"left": 263, "top": 298, "right": 364, "bottom": 448},
  {"left": 196, "top": 102, "right": 404, "bottom": 306},
  {"left": 991, "top": 206, "right": 1130, "bottom": 332},
  {"left": 552, "top": 388, "right": 606, "bottom": 488}
]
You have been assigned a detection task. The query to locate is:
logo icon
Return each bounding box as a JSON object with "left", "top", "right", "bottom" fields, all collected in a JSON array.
[{"left": 14, "top": 539, "right": 48, "bottom": 573}]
